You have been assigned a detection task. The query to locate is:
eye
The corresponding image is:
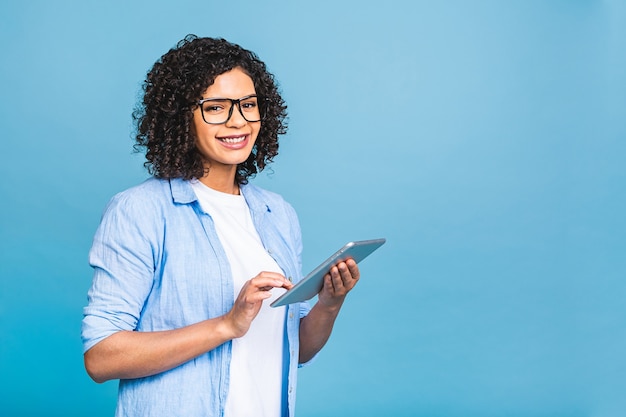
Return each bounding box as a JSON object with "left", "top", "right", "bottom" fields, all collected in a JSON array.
[
  {"left": 240, "top": 99, "right": 258, "bottom": 111},
  {"left": 202, "top": 101, "right": 226, "bottom": 114}
]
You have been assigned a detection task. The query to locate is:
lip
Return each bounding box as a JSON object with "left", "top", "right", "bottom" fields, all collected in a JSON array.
[{"left": 216, "top": 133, "right": 250, "bottom": 150}]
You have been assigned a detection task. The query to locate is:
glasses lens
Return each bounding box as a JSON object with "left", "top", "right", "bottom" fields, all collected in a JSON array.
[
  {"left": 200, "top": 99, "right": 232, "bottom": 124},
  {"left": 200, "top": 96, "right": 261, "bottom": 124},
  {"left": 238, "top": 96, "right": 261, "bottom": 122}
]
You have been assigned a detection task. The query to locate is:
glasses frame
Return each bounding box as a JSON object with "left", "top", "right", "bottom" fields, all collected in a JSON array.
[{"left": 196, "top": 94, "right": 263, "bottom": 125}]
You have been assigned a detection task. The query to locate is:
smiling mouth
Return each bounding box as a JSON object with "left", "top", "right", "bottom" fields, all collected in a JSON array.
[{"left": 219, "top": 135, "right": 247, "bottom": 144}]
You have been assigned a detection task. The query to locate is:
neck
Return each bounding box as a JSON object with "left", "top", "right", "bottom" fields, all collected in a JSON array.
[{"left": 198, "top": 170, "right": 239, "bottom": 195}]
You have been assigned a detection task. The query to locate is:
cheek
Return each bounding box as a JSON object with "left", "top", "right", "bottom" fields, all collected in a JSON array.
[
  {"left": 191, "top": 110, "right": 208, "bottom": 138},
  {"left": 252, "top": 123, "right": 261, "bottom": 142},
  {"left": 192, "top": 121, "right": 219, "bottom": 144}
]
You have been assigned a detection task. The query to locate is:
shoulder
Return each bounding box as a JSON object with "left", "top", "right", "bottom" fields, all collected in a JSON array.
[
  {"left": 107, "top": 177, "right": 172, "bottom": 206},
  {"left": 101, "top": 177, "right": 175, "bottom": 222}
]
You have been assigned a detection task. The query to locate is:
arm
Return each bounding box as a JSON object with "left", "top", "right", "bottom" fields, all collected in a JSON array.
[
  {"left": 298, "top": 259, "right": 360, "bottom": 364},
  {"left": 84, "top": 273, "right": 292, "bottom": 383}
]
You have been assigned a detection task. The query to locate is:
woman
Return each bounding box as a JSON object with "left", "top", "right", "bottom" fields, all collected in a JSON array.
[{"left": 81, "top": 35, "right": 360, "bottom": 417}]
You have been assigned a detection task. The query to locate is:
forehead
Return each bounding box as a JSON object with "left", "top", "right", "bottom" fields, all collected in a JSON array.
[{"left": 203, "top": 67, "right": 255, "bottom": 98}]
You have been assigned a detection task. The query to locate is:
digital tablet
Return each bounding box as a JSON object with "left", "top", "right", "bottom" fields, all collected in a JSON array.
[{"left": 270, "top": 238, "right": 386, "bottom": 307}]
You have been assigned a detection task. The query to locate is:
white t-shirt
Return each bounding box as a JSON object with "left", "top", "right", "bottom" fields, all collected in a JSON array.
[{"left": 191, "top": 180, "right": 287, "bottom": 417}]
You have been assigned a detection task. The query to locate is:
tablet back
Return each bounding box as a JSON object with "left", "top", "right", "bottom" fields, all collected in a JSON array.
[{"left": 270, "top": 238, "right": 386, "bottom": 307}]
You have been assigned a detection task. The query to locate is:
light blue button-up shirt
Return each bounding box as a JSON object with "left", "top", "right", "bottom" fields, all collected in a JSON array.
[{"left": 82, "top": 178, "right": 311, "bottom": 417}]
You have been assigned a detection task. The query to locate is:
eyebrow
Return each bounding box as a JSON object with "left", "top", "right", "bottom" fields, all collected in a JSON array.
[{"left": 199, "top": 94, "right": 257, "bottom": 101}]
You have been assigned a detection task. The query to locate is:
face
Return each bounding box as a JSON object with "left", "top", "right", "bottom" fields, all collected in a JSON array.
[{"left": 192, "top": 67, "right": 260, "bottom": 177}]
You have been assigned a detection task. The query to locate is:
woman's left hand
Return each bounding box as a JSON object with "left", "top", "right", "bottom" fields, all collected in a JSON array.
[
  {"left": 298, "top": 258, "right": 361, "bottom": 363},
  {"left": 317, "top": 258, "right": 360, "bottom": 310}
]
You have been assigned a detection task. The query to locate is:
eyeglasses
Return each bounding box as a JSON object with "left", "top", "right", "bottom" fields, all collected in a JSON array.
[{"left": 197, "top": 94, "right": 262, "bottom": 125}]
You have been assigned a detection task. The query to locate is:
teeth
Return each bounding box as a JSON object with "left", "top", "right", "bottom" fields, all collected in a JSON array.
[{"left": 221, "top": 136, "right": 245, "bottom": 144}]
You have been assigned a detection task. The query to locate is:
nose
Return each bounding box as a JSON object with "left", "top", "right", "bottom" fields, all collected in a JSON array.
[{"left": 225, "top": 103, "right": 247, "bottom": 128}]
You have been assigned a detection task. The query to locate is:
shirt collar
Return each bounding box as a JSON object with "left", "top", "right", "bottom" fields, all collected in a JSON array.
[
  {"left": 240, "top": 183, "right": 272, "bottom": 214},
  {"left": 168, "top": 178, "right": 272, "bottom": 214},
  {"left": 169, "top": 178, "right": 198, "bottom": 205}
]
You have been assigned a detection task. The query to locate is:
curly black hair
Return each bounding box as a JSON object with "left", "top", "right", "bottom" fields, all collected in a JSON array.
[{"left": 133, "top": 34, "right": 288, "bottom": 184}]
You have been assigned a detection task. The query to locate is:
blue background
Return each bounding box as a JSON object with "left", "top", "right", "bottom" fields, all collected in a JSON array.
[{"left": 1, "top": 1, "right": 625, "bottom": 416}]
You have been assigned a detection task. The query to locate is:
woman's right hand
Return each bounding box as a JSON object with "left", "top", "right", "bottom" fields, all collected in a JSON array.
[
  {"left": 84, "top": 272, "right": 292, "bottom": 383},
  {"left": 223, "top": 272, "right": 293, "bottom": 338}
]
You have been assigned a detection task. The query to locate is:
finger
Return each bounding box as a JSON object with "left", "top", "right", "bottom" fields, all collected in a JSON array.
[
  {"left": 239, "top": 291, "right": 273, "bottom": 304},
  {"left": 252, "top": 271, "right": 285, "bottom": 281},
  {"left": 249, "top": 274, "right": 292, "bottom": 290},
  {"left": 320, "top": 272, "right": 334, "bottom": 296},
  {"left": 336, "top": 262, "right": 358, "bottom": 288},
  {"left": 283, "top": 278, "right": 294, "bottom": 290},
  {"left": 329, "top": 265, "right": 345, "bottom": 292},
  {"left": 258, "top": 282, "right": 293, "bottom": 292},
  {"left": 345, "top": 259, "right": 361, "bottom": 280},
  {"left": 239, "top": 277, "right": 281, "bottom": 297},
  {"left": 238, "top": 284, "right": 272, "bottom": 300}
]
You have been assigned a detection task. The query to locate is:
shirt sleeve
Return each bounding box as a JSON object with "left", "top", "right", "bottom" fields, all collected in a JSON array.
[
  {"left": 81, "top": 190, "right": 161, "bottom": 353},
  {"left": 285, "top": 200, "right": 319, "bottom": 367}
]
